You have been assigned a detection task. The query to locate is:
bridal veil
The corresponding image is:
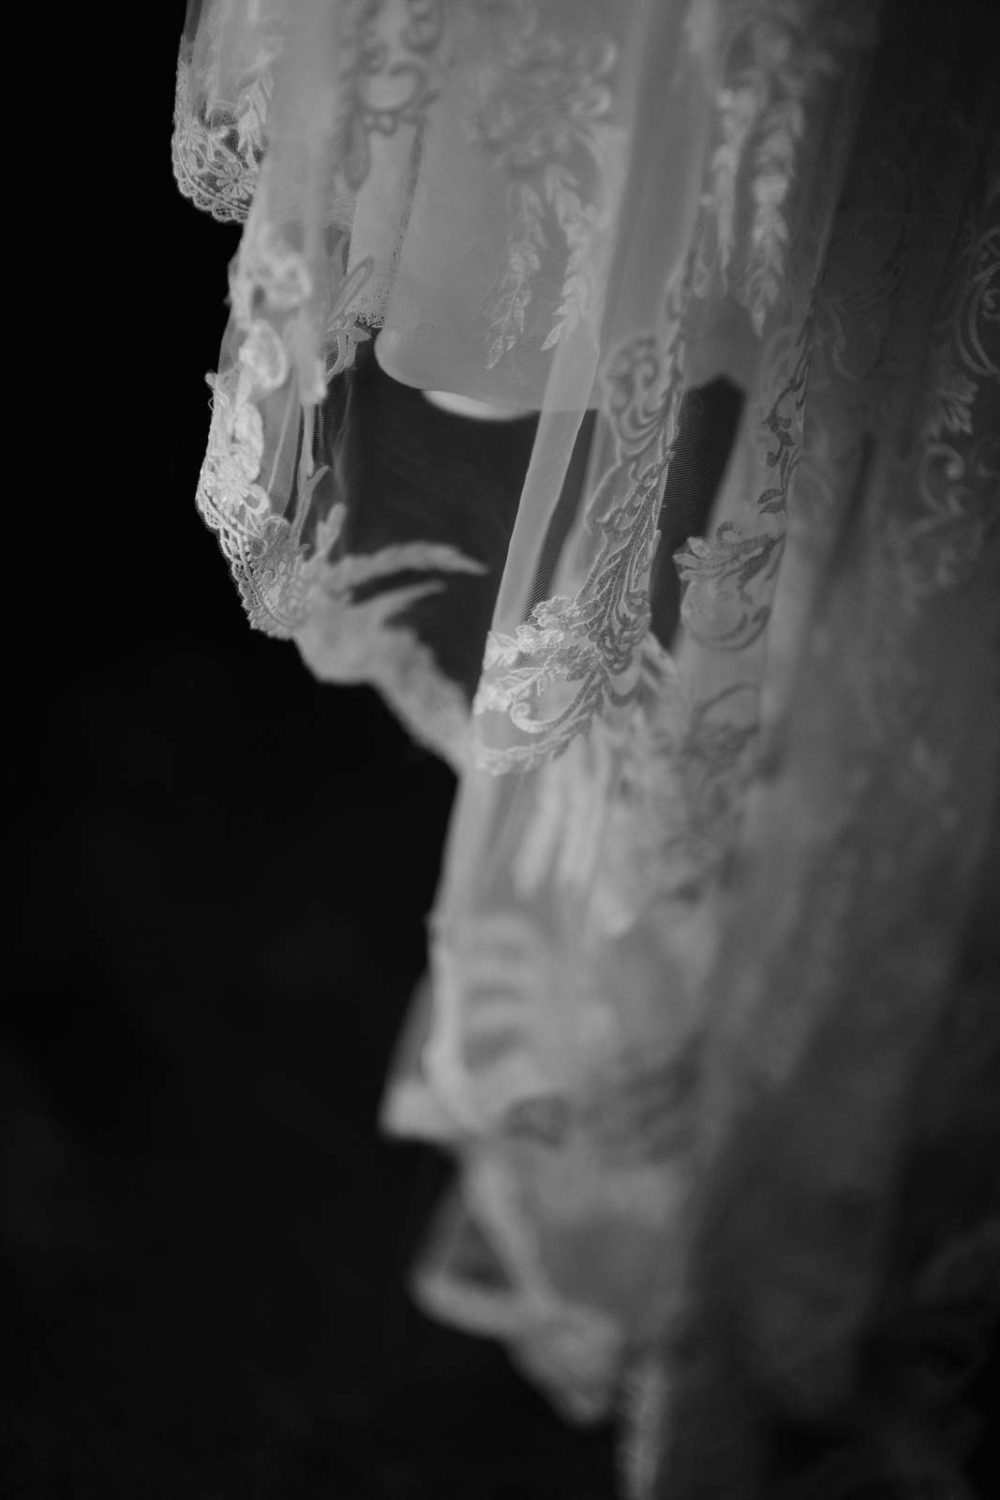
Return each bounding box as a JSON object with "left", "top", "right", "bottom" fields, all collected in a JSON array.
[{"left": 173, "top": 1, "right": 999, "bottom": 1493}]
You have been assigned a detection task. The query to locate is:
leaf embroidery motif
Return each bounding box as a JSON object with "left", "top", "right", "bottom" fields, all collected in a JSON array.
[
  {"left": 473, "top": 295, "right": 689, "bottom": 772},
  {"left": 467, "top": 4, "right": 620, "bottom": 366},
  {"left": 704, "top": 1, "right": 875, "bottom": 333},
  {"left": 675, "top": 317, "right": 811, "bottom": 650},
  {"left": 172, "top": 58, "right": 273, "bottom": 224}
]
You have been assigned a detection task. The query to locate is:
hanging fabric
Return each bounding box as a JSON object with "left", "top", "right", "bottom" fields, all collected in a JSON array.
[{"left": 172, "top": 2, "right": 1000, "bottom": 1493}]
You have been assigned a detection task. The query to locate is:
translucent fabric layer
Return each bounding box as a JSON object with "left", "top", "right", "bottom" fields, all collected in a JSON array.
[{"left": 174, "top": 1, "right": 999, "bottom": 1494}]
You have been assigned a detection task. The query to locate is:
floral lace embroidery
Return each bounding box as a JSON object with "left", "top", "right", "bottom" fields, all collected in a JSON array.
[
  {"left": 229, "top": 220, "right": 375, "bottom": 411},
  {"left": 470, "top": 4, "right": 869, "bottom": 772},
  {"left": 196, "top": 366, "right": 485, "bottom": 765},
  {"left": 829, "top": 170, "right": 999, "bottom": 739},
  {"left": 197, "top": 220, "right": 375, "bottom": 623},
  {"left": 473, "top": 283, "right": 690, "bottom": 771},
  {"left": 183, "top": 2, "right": 479, "bottom": 764},
  {"left": 330, "top": 0, "right": 445, "bottom": 195},
  {"left": 908, "top": 174, "right": 1000, "bottom": 600},
  {"left": 173, "top": 3, "right": 445, "bottom": 229},
  {"left": 674, "top": 319, "right": 811, "bottom": 650},
  {"left": 197, "top": 227, "right": 482, "bottom": 766},
  {"left": 702, "top": 0, "right": 876, "bottom": 332},
  {"left": 510, "top": 636, "right": 759, "bottom": 937},
  {"left": 467, "top": 2, "right": 622, "bottom": 366},
  {"left": 172, "top": 57, "right": 270, "bottom": 224}
]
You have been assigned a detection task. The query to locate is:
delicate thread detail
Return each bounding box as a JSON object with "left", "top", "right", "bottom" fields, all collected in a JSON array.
[
  {"left": 675, "top": 323, "right": 811, "bottom": 649},
  {"left": 703, "top": 1, "right": 876, "bottom": 333},
  {"left": 172, "top": 57, "right": 270, "bottom": 224},
  {"left": 908, "top": 176, "right": 1000, "bottom": 601},
  {"left": 473, "top": 284, "right": 689, "bottom": 770},
  {"left": 332, "top": 0, "right": 445, "bottom": 193},
  {"left": 468, "top": 4, "right": 622, "bottom": 365}
]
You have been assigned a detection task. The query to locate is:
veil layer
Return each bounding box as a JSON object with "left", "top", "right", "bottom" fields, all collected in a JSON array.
[{"left": 174, "top": 1, "right": 999, "bottom": 1493}]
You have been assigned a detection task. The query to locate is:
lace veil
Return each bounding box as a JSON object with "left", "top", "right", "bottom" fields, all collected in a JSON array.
[{"left": 173, "top": 1, "right": 999, "bottom": 1493}]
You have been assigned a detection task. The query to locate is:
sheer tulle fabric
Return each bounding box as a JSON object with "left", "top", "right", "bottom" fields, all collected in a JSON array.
[{"left": 174, "top": 1, "right": 999, "bottom": 1494}]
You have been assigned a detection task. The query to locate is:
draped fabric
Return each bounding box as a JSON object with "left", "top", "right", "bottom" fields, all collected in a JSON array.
[{"left": 173, "top": 1, "right": 1000, "bottom": 1494}]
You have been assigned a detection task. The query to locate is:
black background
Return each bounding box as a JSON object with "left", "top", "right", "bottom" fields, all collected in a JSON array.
[{"left": 4, "top": 10, "right": 618, "bottom": 1497}]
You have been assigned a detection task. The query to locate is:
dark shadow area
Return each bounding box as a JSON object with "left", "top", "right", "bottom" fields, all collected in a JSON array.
[{"left": 4, "top": 18, "right": 618, "bottom": 1497}]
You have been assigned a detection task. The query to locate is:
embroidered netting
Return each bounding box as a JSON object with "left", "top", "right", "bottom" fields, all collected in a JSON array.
[{"left": 173, "top": 0, "right": 999, "bottom": 1494}]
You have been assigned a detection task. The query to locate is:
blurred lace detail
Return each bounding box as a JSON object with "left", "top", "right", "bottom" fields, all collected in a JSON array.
[
  {"left": 473, "top": 300, "right": 690, "bottom": 770},
  {"left": 175, "top": 1, "right": 1000, "bottom": 1496},
  {"left": 465, "top": 3, "right": 624, "bottom": 365},
  {"left": 196, "top": 350, "right": 483, "bottom": 766},
  {"left": 625, "top": 27, "right": 1000, "bottom": 1497},
  {"left": 701, "top": 0, "right": 879, "bottom": 331},
  {"left": 292, "top": 511, "right": 485, "bottom": 768},
  {"left": 913, "top": 173, "right": 1000, "bottom": 599}
]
